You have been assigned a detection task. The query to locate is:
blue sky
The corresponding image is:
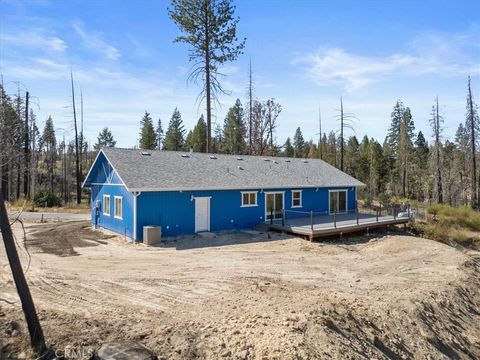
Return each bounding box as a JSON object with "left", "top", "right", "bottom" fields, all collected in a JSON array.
[{"left": 1, "top": 0, "right": 479, "bottom": 148}]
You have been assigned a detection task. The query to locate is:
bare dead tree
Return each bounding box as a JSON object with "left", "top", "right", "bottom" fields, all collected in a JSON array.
[
  {"left": 23, "top": 91, "right": 29, "bottom": 198},
  {"left": 0, "top": 193, "right": 47, "bottom": 356},
  {"left": 80, "top": 89, "right": 84, "bottom": 186},
  {"left": 334, "top": 97, "right": 356, "bottom": 171},
  {"left": 430, "top": 96, "right": 443, "bottom": 203},
  {"left": 70, "top": 71, "right": 81, "bottom": 204},
  {"left": 466, "top": 76, "right": 479, "bottom": 208},
  {"left": 248, "top": 61, "right": 253, "bottom": 154}
]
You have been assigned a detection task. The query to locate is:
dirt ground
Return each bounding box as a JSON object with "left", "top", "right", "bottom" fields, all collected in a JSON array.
[{"left": 1, "top": 221, "right": 479, "bottom": 359}]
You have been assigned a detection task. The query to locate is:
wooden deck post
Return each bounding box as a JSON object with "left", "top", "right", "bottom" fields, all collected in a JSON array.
[
  {"left": 393, "top": 206, "right": 396, "bottom": 220},
  {"left": 379, "top": 202, "right": 382, "bottom": 216},
  {"left": 281, "top": 209, "right": 285, "bottom": 227},
  {"left": 270, "top": 210, "right": 273, "bottom": 225},
  {"left": 333, "top": 210, "right": 337, "bottom": 228},
  {"left": 310, "top": 211, "right": 314, "bottom": 232},
  {"left": 356, "top": 210, "right": 359, "bottom": 225},
  {"left": 376, "top": 209, "right": 379, "bottom": 222}
]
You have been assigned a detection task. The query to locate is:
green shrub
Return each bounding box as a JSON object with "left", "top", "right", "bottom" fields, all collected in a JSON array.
[{"left": 34, "top": 190, "right": 62, "bottom": 207}]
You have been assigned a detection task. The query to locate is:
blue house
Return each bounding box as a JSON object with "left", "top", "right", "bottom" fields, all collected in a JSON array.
[{"left": 82, "top": 148, "right": 364, "bottom": 241}]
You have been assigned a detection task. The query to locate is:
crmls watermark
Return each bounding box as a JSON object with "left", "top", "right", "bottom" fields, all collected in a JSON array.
[{"left": 34, "top": 346, "right": 94, "bottom": 360}]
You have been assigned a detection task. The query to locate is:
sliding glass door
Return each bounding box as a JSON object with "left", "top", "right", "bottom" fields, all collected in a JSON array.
[
  {"left": 265, "top": 192, "right": 284, "bottom": 220},
  {"left": 329, "top": 190, "right": 347, "bottom": 214}
]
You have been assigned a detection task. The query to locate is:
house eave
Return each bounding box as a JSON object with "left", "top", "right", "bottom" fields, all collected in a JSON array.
[{"left": 128, "top": 184, "right": 365, "bottom": 193}]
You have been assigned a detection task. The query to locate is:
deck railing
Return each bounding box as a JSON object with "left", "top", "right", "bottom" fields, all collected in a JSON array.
[{"left": 274, "top": 204, "right": 412, "bottom": 231}]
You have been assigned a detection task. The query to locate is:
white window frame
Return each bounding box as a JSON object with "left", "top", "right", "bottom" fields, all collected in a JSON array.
[
  {"left": 114, "top": 196, "right": 123, "bottom": 219},
  {"left": 291, "top": 190, "right": 303, "bottom": 208},
  {"left": 241, "top": 191, "right": 258, "bottom": 207},
  {"left": 103, "top": 195, "right": 111, "bottom": 216}
]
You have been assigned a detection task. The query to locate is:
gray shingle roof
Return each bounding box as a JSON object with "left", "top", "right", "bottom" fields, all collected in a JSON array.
[{"left": 98, "top": 148, "right": 365, "bottom": 191}]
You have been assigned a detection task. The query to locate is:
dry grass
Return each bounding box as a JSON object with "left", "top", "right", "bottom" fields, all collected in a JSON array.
[
  {"left": 6, "top": 198, "right": 90, "bottom": 214},
  {"left": 412, "top": 204, "right": 480, "bottom": 249}
]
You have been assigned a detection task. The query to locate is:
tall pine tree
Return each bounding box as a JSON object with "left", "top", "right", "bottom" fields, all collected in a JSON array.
[
  {"left": 164, "top": 108, "right": 186, "bottom": 151},
  {"left": 139, "top": 111, "right": 157, "bottom": 150},
  {"left": 221, "top": 99, "right": 246, "bottom": 154}
]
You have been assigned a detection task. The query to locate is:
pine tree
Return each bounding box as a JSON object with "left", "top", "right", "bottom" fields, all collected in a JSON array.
[
  {"left": 430, "top": 97, "right": 444, "bottom": 203},
  {"left": 387, "top": 100, "right": 405, "bottom": 152},
  {"left": 139, "top": 111, "right": 157, "bottom": 150},
  {"left": 40, "top": 116, "right": 57, "bottom": 193},
  {"left": 156, "top": 118, "right": 164, "bottom": 150},
  {"left": 398, "top": 107, "right": 414, "bottom": 198},
  {"left": 169, "top": 0, "right": 245, "bottom": 152},
  {"left": 293, "top": 127, "right": 306, "bottom": 158},
  {"left": 412, "top": 131, "right": 429, "bottom": 200},
  {"left": 164, "top": 108, "right": 186, "bottom": 151},
  {"left": 283, "top": 137, "right": 294, "bottom": 157},
  {"left": 344, "top": 136, "right": 360, "bottom": 177},
  {"left": 185, "top": 115, "right": 207, "bottom": 152},
  {"left": 222, "top": 99, "right": 246, "bottom": 154},
  {"left": 94, "top": 127, "right": 116, "bottom": 150},
  {"left": 465, "top": 76, "right": 479, "bottom": 208},
  {"left": 325, "top": 131, "right": 337, "bottom": 167}
]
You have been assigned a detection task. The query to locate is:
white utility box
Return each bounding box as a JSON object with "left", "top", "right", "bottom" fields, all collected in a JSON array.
[{"left": 143, "top": 226, "right": 162, "bottom": 245}]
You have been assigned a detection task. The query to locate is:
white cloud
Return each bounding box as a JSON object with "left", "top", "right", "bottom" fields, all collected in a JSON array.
[
  {"left": 295, "top": 28, "right": 480, "bottom": 92},
  {"left": 72, "top": 22, "right": 120, "bottom": 60},
  {"left": 296, "top": 48, "right": 416, "bottom": 91},
  {"left": 1, "top": 29, "right": 67, "bottom": 52}
]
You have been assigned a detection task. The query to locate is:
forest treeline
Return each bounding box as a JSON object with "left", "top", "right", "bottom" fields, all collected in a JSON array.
[{"left": 0, "top": 76, "right": 479, "bottom": 208}]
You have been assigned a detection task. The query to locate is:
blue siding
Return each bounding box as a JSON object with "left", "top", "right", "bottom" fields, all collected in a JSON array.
[
  {"left": 85, "top": 152, "right": 358, "bottom": 241},
  {"left": 87, "top": 154, "right": 134, "bottom": 238},
  {"left": 90, "top": 184, "right": 134, "bottom": 238},
  {"left": 135, "top": 186, "right": 357, "bottom": 240}
]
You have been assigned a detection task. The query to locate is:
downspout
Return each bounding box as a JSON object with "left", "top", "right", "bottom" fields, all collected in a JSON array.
[{"left": 133, "top": 192, "right": 142, "bottom": 241}]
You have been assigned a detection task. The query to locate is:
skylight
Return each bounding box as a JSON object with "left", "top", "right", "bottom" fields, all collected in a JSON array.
[
  {"left": 140, "top": 151, "right": 151, "bottom": 156},
  {"left": 210, "top": 155, "right": 217, "bottom": 159},
  {"left": 181, "top": 154, "right": 190, "bottom": 158}
]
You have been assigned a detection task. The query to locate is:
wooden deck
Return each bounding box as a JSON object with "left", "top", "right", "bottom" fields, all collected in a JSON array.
[{"left": 266, "top": 212, "right": 410, "bottom": 240}]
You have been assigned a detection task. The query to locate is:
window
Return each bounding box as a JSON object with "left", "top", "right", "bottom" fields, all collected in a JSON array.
[
  {"left": 292, "top": 190, "right": 302, "bottom": 208},
  {"left": 114, "top": 196, "right": 123, "bottom": 219},
  {"left": 103, "top": 195, "right": 111, "bottom": 216},
  {"left": 241, "top": 192, "right": 257, "bottom": 207}
]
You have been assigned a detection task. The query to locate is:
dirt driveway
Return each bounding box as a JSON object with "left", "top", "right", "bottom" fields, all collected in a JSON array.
[{"left": 1, "top": 221, "right": 479, "bottom": 359}]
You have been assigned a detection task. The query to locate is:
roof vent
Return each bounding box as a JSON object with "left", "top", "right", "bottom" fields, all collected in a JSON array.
[
  {"left": 209, "top": 155, "right": 217, "bottom": 159},
  {"left": 303, "top": 160, "right": 309, "bottom": 163},
  {"left": 141, "top": 151, "right": 151, "bottom": 156},
  {"left": 181, "top": 154, "right": 190, "bottom": 158},
  {"left": 263, "top": 158, "right": 270, "bottom": 162},
  {"left": 285, "top": 159, "right": 291, "bottom": 163},
  {"left": 274, "top": 160, "right": 279, "bottom": 164},
  {"left": 238, "top": 166, "right": 244, "bottom": 170},
  {"left": 237, "top": 157, "right": 243, "bottom": 161}
]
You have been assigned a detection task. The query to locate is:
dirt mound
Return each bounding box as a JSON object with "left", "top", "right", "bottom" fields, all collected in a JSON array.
[
  {"left": 25, "top": 221, "right": 116, "bottom": 257},
  {"left": 1, "top": 223, "right": 479, "bottom": 359}
]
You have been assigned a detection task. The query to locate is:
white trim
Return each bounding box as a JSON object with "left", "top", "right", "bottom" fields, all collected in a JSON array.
[
  {"left": 133, "top": 192, "right": 141, "bottom": 241},
  {"left": 82, "top": 149, "right": 129, "bottom": 190},
  {"left": 103, "top": 195, "right": 111, "bottom": 216},
  {"left": 291, "top": 189, "right": 303, "bottom": 208},
  {"left": 91, "top": 183, "right": 124, "bottom": 186},
  {"left": 241, "top": 191, "right": 258, "bottom": 207},
  {"left": 194, "top": 197, "right": 211, "bottom": 232},
  {"left": 128, "top": 184, "right": 365, "bottom": 192},
  {"left": 328, "top": 189, "right": 348, "bottom": 214},
  {"left": 114, "top": 196, "right": 123, "bottom": 219},
  {"left": 264, "top": 191, "right": 285, "bottom": 221}
]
